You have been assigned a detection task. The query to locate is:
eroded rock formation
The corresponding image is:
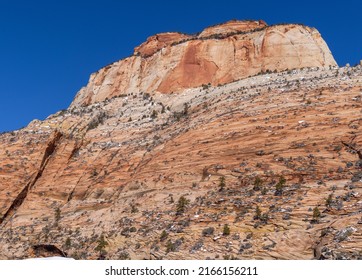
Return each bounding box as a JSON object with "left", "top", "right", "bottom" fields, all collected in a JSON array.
[
  {"left": 1, "top": 20, "right": 361, "bottom": 260},
  {"left": 71, "top": 20, "right": 336, "bottom": 107}
]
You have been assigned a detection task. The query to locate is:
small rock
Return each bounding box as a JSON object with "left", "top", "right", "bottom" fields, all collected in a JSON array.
[
  {"left": 334, "top": 227, "right": 356, "bottom": 242},
  {"left": 239, "top": 242, "right": 253, "bottom": 253},
  {"left": 282, "top": 213, "right": 291, "bottom": 220},
  {"left": 355, "top": 160, "right": 362, "bottom": 168},
  {"left": 351, "top": 171, "right": 362, "bottom": 182}
]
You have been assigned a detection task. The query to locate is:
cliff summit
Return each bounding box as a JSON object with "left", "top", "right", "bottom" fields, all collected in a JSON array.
[{"left": 71, "top": 20, "right": 336, "bottom": 107}]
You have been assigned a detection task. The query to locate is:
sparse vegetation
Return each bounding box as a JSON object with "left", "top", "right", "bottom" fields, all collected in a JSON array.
[
  {"left": 130, "top": 204, "right": 139, "bottom": 213},
  {"left": 160, "top": 230, "right": 168, "bottom": 241},
  {"left": 202, "top": 83, "right": 211, "bottom": 90},
  {"left": 218, "top": 176, "right": 226, "bottom": 191},
  {"left": 312, "top": 207, "right": 321, "bottom": 223},
  {"left": 54, "top": 208, "right": 61, "bottom": 223},
  {"left": 254, "top": 206, "right": 262, "bottom": 220},
  {"left": 119, "top": 251, "right": 131, "bottom": 260},
  {"left": 64, "top": 237, "right": 71, "bottom": 249},
  {"left": 151, "top": 110, "right": 158, "bottom": 119},
  {"left": 223, "top": 224, "right": 231, "bottom": 236},
  {"left": 176, "top": 196, "right": 190, "bottom": 215},
  {"left": 253, "top": 176, "right": 262, "bottom": 191},
  {"left": 274, "top": 176, "right": 286, "bottom": 196},
  {"left": 166, "top": 240, "right": 176, "bottom": 253},
  {"left": 326, "top": 194, "right": 333, "bottom": 208},
  {"left": 87, "top": 111, "right": 107, "bottom": 131},
  {"left": 261, "top": 187, "right": 268, "bottom": 195},
  {"left": 3, "top": 31, "right": 362, "bottom": 261},
  {"left": 95, "top": 235, "right": 108, "bottom": 253}
]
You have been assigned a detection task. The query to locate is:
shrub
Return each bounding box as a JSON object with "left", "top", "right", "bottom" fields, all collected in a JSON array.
[
  {"left": 202, "top": 84, "right": 210, "bottom": 90},
  {"left": 64, "top": 237, "right": 71, "bottom": 249},
  {"left": 202, "top": 167, "right": 209, "bottom": 180},
  {"left": 223, "top": 254, "right": 238, "bottom": 260},
  {"left": 274, "top": 176, "right": 286, "bottom": 196},
  {"left": 183, "top": 103, "right": 189, "bottom": 116},
  {"left": 95, "top": 235, "right": 108, "bottom": 252},
  {"left": 219, "top": 176, "right": 226, "bottom": 191},
  {"left": 325, "top": 194, "right": 333, "bottom": 208},
  {"left": 312, "top": 207, "right": 321, "bottom": 223},
  {"left": 261, "top": 187, "right": 267, "bottom": 195},
  {"left": 176, "top": 196, "right": 190, "bottom": 215},
  {"left": 130, "top": 204, "right": 139, "bottom": 213},
  {"left": 119, "top": 251, "right": 130, "bottom": 260},
  {"left": 223, "top": 224, "right": 231, "bottom": 236},
  {"left": 160, "top": 230, "right": 168, "bottom": 241},
  {"left": 260, "top": 213, "right": 269, "bottom": 223},
  {"left": 202, "top": 227, "right": 215, "bottom": 236},
  {"left": 254, "top": 206, "right": 262, "bottom": 220},
  {"left": 253, "top": 176, "right": 262, "bottom": 191},
  {"left": 87, "top": 111, "right": 107, "bottom": 131},
  {"left": 166, "top": 240, "right": 176, "bottom": 253},
  {"left": 54, "top": 208, "right": 61, "bottom": 222},
  {"left": 151, "top": 110, "right": 158, "bottom": 119}
]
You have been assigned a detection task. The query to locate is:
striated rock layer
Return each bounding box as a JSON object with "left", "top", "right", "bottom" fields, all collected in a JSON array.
[
  {"left": 71, "top": 20, "right": 336, "bottom": 107},
  {"left": 1, "top": 20, "right": 361, "bottom": 260}
]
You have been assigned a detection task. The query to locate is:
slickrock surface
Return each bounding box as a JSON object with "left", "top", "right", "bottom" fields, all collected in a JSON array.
[
  {"left": 0, "top": 21, "right": 361, "bottom": 260},
  {"left": 71, "top": 20, "right": 336, "bottom": 107}
]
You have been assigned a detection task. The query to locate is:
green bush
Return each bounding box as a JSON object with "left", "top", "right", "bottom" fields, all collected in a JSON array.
[
  {"left": 274, "top": 176, "right": 286, "bottom": 196},
  {"left": 223, "top": 224, "right": 231, "bottom": 236},
  {"left": 219, "top": 176, "right": 226, "bottom": 191},
  {"left": 176, "top": 196, "right": 190, "bottom": 215},
  {"left": 95, "top": 235, "right": 108, "bottom": 253},
  {"left": 160, "top": 230, "right": 168, "bottom": 241},
  {"left": 325, "top": 194, "right": 333, "bottom": 208},
  {"left": 254, "top": 206, "right": 262, "bottom": 220},
  {"left": 312, "top": 207, "right": 321, "bottom": 222},
  {"left": 253, "top": 176, "right": 262, "bottom": 191}
]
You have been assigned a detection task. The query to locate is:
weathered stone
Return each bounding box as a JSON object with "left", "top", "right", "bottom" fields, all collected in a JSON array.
[
  {"left": 71, "top": 20, "right": 336, "bottom": 107},
  {"left": 0, "top": 20, "right": 361, "bottom": 261}
]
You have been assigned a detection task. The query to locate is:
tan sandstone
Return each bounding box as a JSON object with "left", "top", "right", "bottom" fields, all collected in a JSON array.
[
  {"left": 0, "top": 21, "right": 361, "bottom": 261},
  {"left": 71, "top": 20, "right": 336, "bottom": 107}
]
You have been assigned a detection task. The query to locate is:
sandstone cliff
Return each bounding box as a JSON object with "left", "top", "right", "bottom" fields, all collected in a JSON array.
[
  {"left": 0, "top": 20, "right": 361, "bottom": 260},
  {"left": 71, "top": 20, "right": 336, "bottom": 107}
]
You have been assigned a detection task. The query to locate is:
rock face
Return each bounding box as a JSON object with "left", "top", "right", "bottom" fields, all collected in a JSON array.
[
  {"left": 71, "top": 20, "right": 336, "bottom": 107},
  {"left": 1, "top": 20, "right": 361, "bottom": 261}
]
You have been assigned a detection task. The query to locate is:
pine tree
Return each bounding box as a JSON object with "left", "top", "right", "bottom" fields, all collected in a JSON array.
[
  {"left": 176, "top": 196, "right": 190, "bottom": 215},
  {"left": 223, "top": 224, "right": 231, "bottom": 236},
  {"left": 219, "top": 176, "right": 226, "bottom": 191}
]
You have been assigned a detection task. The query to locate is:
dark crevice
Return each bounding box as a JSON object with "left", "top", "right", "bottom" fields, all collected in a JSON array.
[
  {"left": 32, "top": 244, "right": 67, "bottom": 258},
  {"left": 341, "top": 140, "right": 362, "bottom": 160},
  {"left": 0, "top": 131, "right": 63, "bottom": 226},
  {"left": 0, "top": 181, "right": 32, "bottom": 225}
]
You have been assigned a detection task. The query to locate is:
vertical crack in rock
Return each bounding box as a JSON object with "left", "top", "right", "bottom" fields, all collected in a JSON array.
[{"left": 0, "top": 131, "right": 63, "bottom": 226}]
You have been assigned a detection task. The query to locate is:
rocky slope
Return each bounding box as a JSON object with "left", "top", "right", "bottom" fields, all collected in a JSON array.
[{"left": 0, "top": 20, "right": 361, "bottom": 260}]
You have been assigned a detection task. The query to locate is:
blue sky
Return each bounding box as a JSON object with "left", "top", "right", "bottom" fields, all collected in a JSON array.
[{"left": 0, "top": 0, "right": 361, "bottom": 132}]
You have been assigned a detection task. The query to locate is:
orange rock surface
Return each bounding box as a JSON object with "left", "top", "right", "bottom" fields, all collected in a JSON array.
[{"left": 71, "top": 20, "right": 336, "bottom": 107}]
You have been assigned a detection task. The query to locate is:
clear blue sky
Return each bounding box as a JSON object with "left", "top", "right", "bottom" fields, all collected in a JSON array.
[{"left": 0, "top": 0, "right": 361, "bottom": 132}]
